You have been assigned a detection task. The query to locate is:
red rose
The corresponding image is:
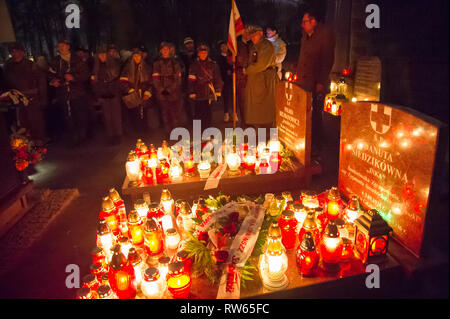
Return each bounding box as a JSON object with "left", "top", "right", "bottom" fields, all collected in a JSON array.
[
  {"left": 223, "top": 222, "right": 237, "bottom": 236},
  {"left": 41, "top": 148, "right": 47, "bottom": 154},
  {"left": 229, "top": 212, "right": 239, "bottom": 223},
  {"left": 197, "top": 231, "right": 209, "bottom": 242},
  {"left": 214, "top": 250, "right": 229, "bottom": 263}
]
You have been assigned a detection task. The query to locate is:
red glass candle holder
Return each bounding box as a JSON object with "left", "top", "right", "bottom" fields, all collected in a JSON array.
[
  {"left": 278, "top": 210, "right": 298, "bottom": 249},
  {"left": 296, "top": 232, "right": 319, "bottom": 276},
  {"left": 167, "top": 261, "right": 191, "bottom": 299},
  {"left": 176, "top": 250, "right": 192, "bottom": 275}
]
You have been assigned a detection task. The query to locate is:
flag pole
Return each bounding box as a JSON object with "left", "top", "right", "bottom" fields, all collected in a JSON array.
[{"left": 232, "top": 54, "right": 237, "bottom": 129}]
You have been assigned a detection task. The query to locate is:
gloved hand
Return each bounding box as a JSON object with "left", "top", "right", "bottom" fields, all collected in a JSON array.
[
  {"left": 128, "top": 88, "right": 135, "bottom": 94},
  {"left": 143, "top": 91, "right": 152, "bottom": 100},
  {"left": 189, "top": 93, "right": 196, "bottom": 100}
]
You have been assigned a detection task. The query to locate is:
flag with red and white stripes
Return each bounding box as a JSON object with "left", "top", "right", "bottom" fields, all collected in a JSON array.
[{"left": 227, "top": 0, "right": 245, "bottom": 57}]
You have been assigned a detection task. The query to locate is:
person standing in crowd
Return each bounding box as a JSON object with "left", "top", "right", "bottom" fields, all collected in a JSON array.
[
  {"left": 91, "top": 45, "right": 123, "bottom": 145},
  {"left": 48, "top": 39, "right": 90, "bottom": 146},
  {"left": 296, "top": 8, "right": 335, "bottom": 157},
  {"left": 244, "top": 25, "right": 278, "bottom": 130},
  {"left": 236, "top": 29, "right": 251, "bottom": 127},
  {"left": 152, "top": 42, "right": 183, "bottom": 135},
  {"left": 107, "top": 44, "right": 120, "bottom": 61},
  {"left": 3, "top": 42, "right": 48, "bottom": 142},
  {"left": 179, "top": 37, "right": 196, "bottom": 121},
  {"left": 216, "top": 40, "right": 234, "bottom": 123},
  {"left": 120, "top": 48, "right": 152, "bottom": 133},
  {"left": 188, "top": 44, "right": 223, "bottom": 129},
  {"left": 266, "top": 25, "right": 287, "bottom": 80}
]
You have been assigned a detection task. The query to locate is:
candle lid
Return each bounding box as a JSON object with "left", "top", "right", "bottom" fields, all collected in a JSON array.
[
  {"left": 302, "top": 190, "right": 317, "bottom": 197},
  {"left": 176, "top": 250, "right": 189, "bottom": 260},
  {"left": 328, "top": 187, "right": 341, "bottom": 200},
  {"left": 101, "top": 273, "right": 109, "bottom": 282},
  {"left": 144, "top": 218, "right": 158, "bottom": 232},
  {"left": 110, "top": 245, "right": 126, "bottom": 270},
  {"left": 127, "top": 151, "right": 138, "bottom": 162},
  {"left": 76, "top": 287, "right": 91, "bottom": 298},
  {"left": 82, "top": 273, "right": 96, "bottom": 285},
  {"left": 286, "top": 200, "right": 295, "bottom": 206},
  {"left": 134, "top": 199, "right": 148, "bottom": 209},
  {"left": 148, "top": 203, "right": 161, "bottom": 211},
  {"left": 166, "top": 228, "right": 177, "bottom": 236},
  {"left": 127, "top": 210, "right": 140, "bottom": 223},
  {"left": 97, "top": 285, "right": 112, "bottom": 298},
  {"left": 90, "top": 263, "right": 102, "bottom": 272},
  {"left": 91, "top": 246, "right": 103, "bottom": 255},
  {"left": 315, "top": 207, "right": 324, "bottom": 214},
  {"left": 159, "top": 256, "right": 170, "bottom": 265},
  {"left": 118, "top": 236, "right": 129, "bottom": 245},
  {"left": 128, "top": 248, "right": 142, "bottom": 266},
  {"left": 96, "top": 220, "right": 111, "bottom": 235},
  {"left": 335, "top": 218, "right": 346, "bottom": 227},
  {"left": 140, "top": 144, "right": 149, "bottom": 153},
  {"left": 347, "top": 195, "right": 360, "bottom": 211},
  {"left": 161, "top": 189, "right": 172, "bottom": 201},
  {"left": 300, "top": 232, "right": 316, "bottom": 251},
  {"left": 144, "top": 267, "right": 160, "bottom": 281},
  {"left": 292, "top": 203, "right": 305, "bottom": 211},
  {"left": 102, "top": 197, "right": 116, "bottom": 213},
  {"left": 325, "top": 220, "right": 340, "bottom": 238},
  {"left": 281, "top": 210, "right": 294, "bottom": 219},
  {"left": 168, "top": 261, "right": 184, "bottom": 274},
  {"left": 109, "top": 188, "right": 122, "bottom": 203}
]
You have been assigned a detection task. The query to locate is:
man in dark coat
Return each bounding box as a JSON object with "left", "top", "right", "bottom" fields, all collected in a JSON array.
[
  {"left": 152, "top": 42, "right": 183, "bottom": 134},
  {"left": 179, "top": 37, "right": 196, "bottom": 121},
  {"left": 91, "top": 45, "right": 123, "bottom": 144},
  {"left": 188, "top": 44, "right": 223, "bottom": 129},
  {"left": 216, "top": 40, "right": 233, "bottom": 123},
  {"left": 244, "top": 25, "right": 278, "bottom": 129},
  {"left": 49, "top": 39, "right": 90, "bottom": 146},
  {"left": 236, "top": 30, "right": 251, "bottom": 127},
  {"left": 296, "top": 9, "right": 335, "bottom": 156},
  {"left": 4, "top": 42, "right": 48, "bottom": 141},
  {"left": 120, "top": 48, "right": 152, "bottom": 133}
]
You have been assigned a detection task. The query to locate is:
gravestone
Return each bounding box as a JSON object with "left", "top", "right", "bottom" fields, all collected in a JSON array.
[
  {"left": 339, "top": 101, "right": 446, "bottom": 257},
  {"left": 353, "top": 56, "right": 381, "bottom": 102},
  {"left": 275, "top": 81, "right": 312, "bottom": 167}
]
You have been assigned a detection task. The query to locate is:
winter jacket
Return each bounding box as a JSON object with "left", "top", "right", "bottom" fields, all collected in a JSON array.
[
  {"left": 152, "top": 57, "right": 182, "bottom": 101},
  {"left": 3, "top": 58, "right": 47, "bottom": 105},
  {"left": 244, "top": 38, "right": 278, "bottom": 125},
  {"left": 48, "top": 54, "right": 90, "bottom": 101},
  {"left": 120, "top": 59, "right": 152, "bottom": 98},
  {"left": 296, "top": 23, "right": 335, "bottom": 93},
  {"left": 188, "top": 58, "right": 223, "bottom": 102},
  {"left": 90, "top": 57, "right": 121, "bottom": 99}
]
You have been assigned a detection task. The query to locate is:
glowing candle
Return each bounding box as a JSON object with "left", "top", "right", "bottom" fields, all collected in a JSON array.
[
  {"left": 226, "top": 152, "right": 241, "bottom": 172},
  {"left": 126, "top": 151, "right": 140, "bottom": 186},
  {"left": 97, "top": 285, "right": 117, "bottom": 299},
  {"left": 161, "top": 214, "right": 174, "bottom": 232},
  {"left": 134, "top": 199, "right": 149, "bottom": 219},
  {"left": 165, "top": 228, "right": 181, "bottom": 250},
  {"left": 144, "top": 219, "right": 164, "bottom": 256},
  {"left": 96, "top": 220, "right": 115, "bottom": 260},
  {"left": 320, "top": 220, "right": 343, "bottom": 272},
  {"left": 278, "top": 210, "right": 298, "bottom": 249},
  {"left": 100, "top": 197, "right": 119, "bottom": 235},
  {"left": 127, "top": 247, "right": 145, "bottom": 288},
  {"left": 326, "top": 187, "right": 342, "bottom": 220},
  {"left": 160, "top": 189, "right": 174, "bottom": 216},
  {"left": 127, "top": 210, "right": 144, "bottom": 246},
  {"left": 142, "top": 268, "right": 165, "bottom": 299},
  {"left": 108, "top": 245, "right": 136, "bottom": 299},
  {"left": 292, "top": 203, "right": 307, "bottom": 231},
  {"left": 197, "top": 161, "right": 211, "bottom": 179},
  {"left": 118, "top": 236, "right": 132, "bottom": 259},
  {"left": 158, "top": 256, "right": 170, "bottom": 280},
  {"left": 296, "top": 232, "right": 319, "bottom": 276},
  {"left": 167, "top": 261, "right": 191, "bottom": 299}
]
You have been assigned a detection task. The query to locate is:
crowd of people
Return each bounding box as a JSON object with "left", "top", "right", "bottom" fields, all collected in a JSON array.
[{"left": 1, "top": 9, "right": 334, "bottom": 157}]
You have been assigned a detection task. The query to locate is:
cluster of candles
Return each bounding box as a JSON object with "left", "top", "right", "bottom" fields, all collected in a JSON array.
[
  {"left": 259, "top": 188, "right": 365, "bottom": 290},
  {"left": 78, "top": 185, "right": 387, "bottom": 298},
  {"left": 77, "top": 188, "right": 200, "bottom": 299},
  {"left": 125, "top": 139, "right": 284, "bottom": 186}
]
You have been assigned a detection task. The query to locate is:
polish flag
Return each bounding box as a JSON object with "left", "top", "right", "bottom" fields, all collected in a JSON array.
[{"left": 227, "top": 0, "right": 245, "bottom": 57}]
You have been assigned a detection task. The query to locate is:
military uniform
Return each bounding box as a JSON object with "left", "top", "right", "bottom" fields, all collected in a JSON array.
[
  {"left": 4, "top": 57, "right": 48, "bottom": 141},
  {"left": 49, "top": 53, "right": 90, "bottom": 145},
  {"left": 188, "top": 57, "right": 223, "bottom": 128},
  {"left": 244, "top": 38, "right": 278, "bottom": 126},
  {"left": 91, "top": 56, "right": 122, "bottom": 141},
  {"left": 120, "top": 58, "right": 152, "bottom": 132},
  {"left": 152, "top": 56, "right": 183, "bottom": 132}
]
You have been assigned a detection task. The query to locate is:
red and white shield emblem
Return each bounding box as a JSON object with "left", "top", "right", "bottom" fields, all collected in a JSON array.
[{"left": 370, "top": 104, "right": 391, "bottom": 134}]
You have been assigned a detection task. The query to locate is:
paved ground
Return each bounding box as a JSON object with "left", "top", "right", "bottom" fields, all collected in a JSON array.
[{"left": 0, "top": 103, "right": 446, "bottom": 298}]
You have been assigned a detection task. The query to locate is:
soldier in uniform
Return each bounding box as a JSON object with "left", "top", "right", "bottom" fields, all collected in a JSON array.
[
  {"left": 188, "top": 44, "right": 223, "bottom": 129},
  {"left": 3, "top": 42, "right": 48, "bottom": 142},
  {"left": 179, "top": 37, "right": 196, "bottom": 121},
  {"left": 244, "top": 25, "right": 278, "bottom": 129},
  {"left": 152, "top": 42, "right": 183, "bottom": 135},
  {"left": 91, "top": 45, "right": 123, "bottom": 145},
  {"left": 120, "top": 48, "right": 152, "bottom": 133},
  {"left": 48, "top": 39, "right": 90, "bottom": 146}
]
